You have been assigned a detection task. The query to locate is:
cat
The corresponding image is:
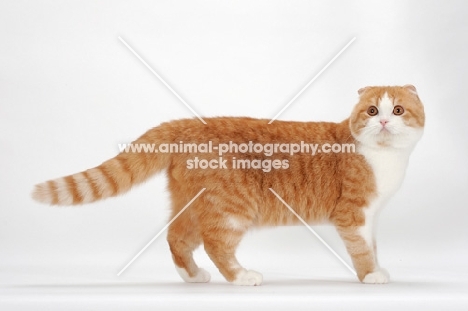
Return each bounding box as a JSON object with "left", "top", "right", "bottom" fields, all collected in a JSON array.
[{"left": 32, "top": 85, "right": 425, "bottom": 286}]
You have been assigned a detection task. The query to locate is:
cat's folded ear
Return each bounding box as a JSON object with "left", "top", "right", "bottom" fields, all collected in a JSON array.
[
  {"left": 403, "top": 84, "right": 418, "bottom": 95},
  {"left": 358, "top": 86, "right": 371, "bottom": 96}
]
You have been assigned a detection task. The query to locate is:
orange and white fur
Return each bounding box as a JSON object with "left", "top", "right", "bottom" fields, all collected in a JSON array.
[{"left": 32, "top": 85, "right": 425, "bottom": 285}]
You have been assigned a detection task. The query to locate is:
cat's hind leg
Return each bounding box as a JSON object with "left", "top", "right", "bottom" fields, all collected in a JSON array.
[{"left": 167, "top": 210, "right": 210, "bottom": 283}]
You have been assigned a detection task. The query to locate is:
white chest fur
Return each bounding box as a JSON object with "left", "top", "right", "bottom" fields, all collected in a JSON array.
[
  {"left": 357, "top": 145, "right": 412, "bottom": 249},
  {"left": 358, "top": 145, "right": 411, "bottom": 202}
]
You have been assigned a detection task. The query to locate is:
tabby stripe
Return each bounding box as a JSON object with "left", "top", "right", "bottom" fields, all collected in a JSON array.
[
  {"left": 99, "top": 166, "right": 118, "bottom": 195},
  {"left": 116, "top": 156, "right": 134, "bottom": 183},
  {"left": 65, "top": 175, "right": 82, "bottom": 204},
  {"left": 48, "top": 180, "right": 59, "bottom": 205},
  {"left": 83, "top": 171, "right": 99, "bottom": 201},
  {"left": 87, "top": 168, "right": 112, "bottom": 198},
  {"left": 55, "top": 178, "right": 73, "bottom": 205},
  {"left": 73, "top": 173, "right": 93, "bottom": 203}
]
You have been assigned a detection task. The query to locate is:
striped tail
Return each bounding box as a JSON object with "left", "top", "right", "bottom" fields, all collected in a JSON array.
[{"left": 32, "top": 143, "right": 170, "bottom": 206}]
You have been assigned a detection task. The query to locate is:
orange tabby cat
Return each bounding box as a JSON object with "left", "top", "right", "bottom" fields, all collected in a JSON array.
[{"left": 32, "top": 85, "right": 425, "bottom": 285}]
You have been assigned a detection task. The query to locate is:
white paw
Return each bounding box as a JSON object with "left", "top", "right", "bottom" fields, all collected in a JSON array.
[
  {"left": 232, "top": 269, "right": 263, "bottom": 286},
  {"left": 362, "top": 269, "right": 390, "bottom": 284},
  {"left": 176, "top": 267, "right": 211, "bottom": 283}
]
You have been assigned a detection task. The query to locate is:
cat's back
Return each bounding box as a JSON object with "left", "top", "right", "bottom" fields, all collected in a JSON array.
[{"left": 157, "top": 116, "right": 349, "bottom": 144}]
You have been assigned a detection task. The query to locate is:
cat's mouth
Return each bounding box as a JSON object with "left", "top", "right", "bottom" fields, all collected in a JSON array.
[
  {"left": 375, "top": 130, "right": 394, "bottom": 146},
  {"left": 379, "top": 126, "right": 391, "bottom": 134},
  {"left": 375, "top": 126, "right": 395, "bottom": 143}
]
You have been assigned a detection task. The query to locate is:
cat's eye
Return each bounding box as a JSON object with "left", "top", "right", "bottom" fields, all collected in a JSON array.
[
  {"left": 393, "top": 105, "right": 405, "bottom": 115},
  {"left": 367, "top": 106, "right": 378, "bottom": 116}
]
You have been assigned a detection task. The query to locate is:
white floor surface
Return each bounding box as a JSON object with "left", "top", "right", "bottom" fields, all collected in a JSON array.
[{"left": 2, "top": 248, "right": 467, "bottom": 311}]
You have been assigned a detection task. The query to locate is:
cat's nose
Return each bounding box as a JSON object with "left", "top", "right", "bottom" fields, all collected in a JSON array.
[{"left": 380, "top": 120, "right": 389, "bottom": 126}]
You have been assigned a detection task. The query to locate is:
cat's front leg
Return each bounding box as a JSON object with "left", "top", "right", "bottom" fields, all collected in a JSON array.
[
  {"left": 335, "top": 224, "right": 388, "bottom": 284},
  {"left": 362, "top": 236, "right": 390, "bottom": 283},
  {"left": 362, "top": 268, "right": 389, "bottom": 284}
]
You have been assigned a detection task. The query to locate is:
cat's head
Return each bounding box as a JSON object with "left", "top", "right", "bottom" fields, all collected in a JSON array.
[{"left": 349, "top": 85, "right": 425, "bottom": 149}]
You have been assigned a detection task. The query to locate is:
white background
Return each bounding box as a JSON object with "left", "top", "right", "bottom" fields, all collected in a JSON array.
[{"left": 1, "top": 0, "right": 467, "bottom": 310}]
